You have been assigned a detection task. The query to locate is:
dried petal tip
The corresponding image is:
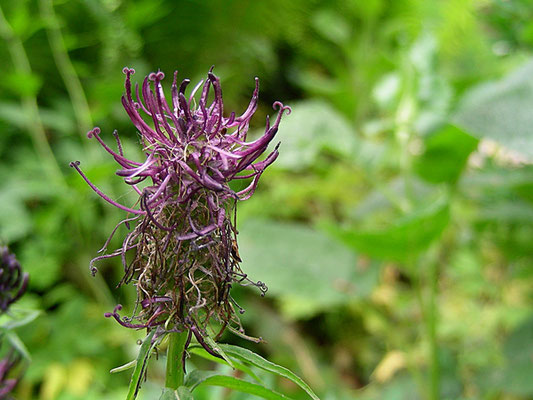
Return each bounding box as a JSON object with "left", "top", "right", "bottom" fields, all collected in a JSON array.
[{"left": 87, "top": 127, "right": 101, "bottom": 138}]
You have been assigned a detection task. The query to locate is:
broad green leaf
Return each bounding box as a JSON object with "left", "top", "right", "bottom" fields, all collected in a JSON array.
[
  {"left": 453, "top": 58, "right": 533, "bottom": 160},
  {"left": 324, "top": 196, "right": 450, "bottom": 262},
  {"left": 218, "top": 344, "right": 320, "bottom": 400},
  {"left": 415, "top": 124, "right": 478, "bottom": 184},
  {"left": 185, "top": 371, "right": 293, "bottom": 400},
  {"left": 239, "top": 219, "right": 378, "bottom": 319},
  {"left": 126, "top": 330, "right": 157, "bottom": 400},
  {"left": 189, "top": 346, "right": 262, "bottom": 383},
  {"left": 273, "top": 100, "right": 357, "bottom": 170}
]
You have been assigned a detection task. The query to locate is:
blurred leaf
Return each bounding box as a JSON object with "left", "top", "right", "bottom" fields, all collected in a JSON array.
[
  {"left": 185, "top": 371, "right": 292, "bottom": 400},
  {"left": 6, "top": 331, "right": 31, "bottom": 361},
  {"left": 274, "top": 100, "right": 357, "bottom": 170},
  {"left": 218, "top": 344, "right": 320, "bottom": 400},
  {"left": 0, "top": 309, "right": 42, "bottom": 331},
  {"left": 0, "top": 187, "right": 32, "bottom": 242},
  {"left": 0, "top": 101, "right": 27, "bottom": 131},
  {"left": 460, "top": 166, "right": 533, "bottom": 222},
  {"left": 415, "top": 124, "right": 478, "bottom": 183},
  {"left": 0, "top": 72, "right": 42, "bottom": 97},
  {"left": 453, "top": 58, "right": 533, "bottom": 160},
  {"left": 239, "top": 219, "right": 377, "bottom": 318},
  {"left": 325, "top": 196, "right": 450, "bottom": 262},
  {"left": 499, "top": 316, "right": 533, "bottom": 396},
  {"left": 311, "top": 9, "right": 350, "bottom": 45}
]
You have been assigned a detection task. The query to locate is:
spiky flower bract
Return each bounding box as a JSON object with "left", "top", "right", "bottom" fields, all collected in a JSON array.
[{"left": 71, "top": 67, "right": 290, "bottom": 351}]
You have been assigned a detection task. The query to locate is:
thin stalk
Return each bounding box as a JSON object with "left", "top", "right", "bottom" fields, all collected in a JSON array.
[
  {"left": 39, "top": 0, "right": 93, "bottom": 136},
  {"left": 415, "top": 252, "right": 440, "bottom": 400},
  {"left": 0, "top": 5, "right": 64, "bottom": 185},
  {"left": 427, "top": 254, "right": 440, "bottom": 400},
  {"left": 165, "top": 330, "right": 189, "bottom": 389}
]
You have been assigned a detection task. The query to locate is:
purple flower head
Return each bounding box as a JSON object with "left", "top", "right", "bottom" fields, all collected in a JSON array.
[
  {"left": 71, "top": 67, "right": 290, "bottom": 348},
  {"left": 0, "top": 247, "right": 29, "bottom": 312}
]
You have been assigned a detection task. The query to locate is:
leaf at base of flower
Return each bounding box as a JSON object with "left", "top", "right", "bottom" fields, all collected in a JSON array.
[
  {"left": 185, "top": 370, "right": 293, "bottom": 400},
  {"left": 218, "top": 344, "right": 320, "bottom": 400},
  {"left": 126, "top": 330, "right": 157, "bottom": 400}
]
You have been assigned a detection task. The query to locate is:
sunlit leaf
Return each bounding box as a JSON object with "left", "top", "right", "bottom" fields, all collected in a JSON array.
[
  {"left": 453, "top": 58, "right": 533, "bottom": 160},
  {"left": 415, "top": 124, "right": 478, "bottom": 184},
  {"left": 324, "top": 196, "right": 450, "bottom": 262},
  {"left": 273, "top": 100, "right": 357, "bottom": 170}
]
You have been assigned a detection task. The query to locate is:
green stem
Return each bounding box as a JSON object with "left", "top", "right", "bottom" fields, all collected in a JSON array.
[
  {"left": 165, "top": 331, "right": 189, "bottom": 389},
  {"left": 0, "top": 4, "right": 64, "bottom": 185},
  {"left": 427, "top": 255, "right": 440, "bottom": 400},
  {"left": 39, "top": 0, "right": 93, "bottom": 136}
]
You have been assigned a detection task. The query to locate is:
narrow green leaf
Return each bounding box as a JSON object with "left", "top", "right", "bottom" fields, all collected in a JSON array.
[
  {"left": 6, "top": 332, "right": 31, "bottom": 361},
  {"left": 203, "top": 335, "right": 235, "bottom": 369},
  {"left": 110, "top": 360, "right": 136, "bottom": 374},
  {"left": 185, "top": 371, "right": 292, "bottom": 399},
  {"left": 188, "top": 346, "right": 263, "bottom": 383},
  {"left": 0, "top": 309, "right": 41, "bottom": 330},
  {"left": 218, "top": 344, "right": 320, "bottom": 400},
  {"left": 126, "top": 330, "right": 157, "bottom": 400}
]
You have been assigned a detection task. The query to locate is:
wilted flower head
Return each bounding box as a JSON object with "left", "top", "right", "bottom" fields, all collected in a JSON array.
[
  {"left": 71, "top": 67, "right": 290, "bottom": 349},
  {"left": 0, "top": 246, "right": 29, "bottom": 312}
]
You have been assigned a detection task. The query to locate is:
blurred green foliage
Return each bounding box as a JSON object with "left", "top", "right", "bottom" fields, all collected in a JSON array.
[{"left": 1, "top": 0, "right": 533, "bottom": 399}]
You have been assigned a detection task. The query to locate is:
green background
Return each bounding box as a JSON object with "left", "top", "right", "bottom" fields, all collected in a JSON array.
[{"left": 1, "top": 0, "right": 533, "bottom": 398}]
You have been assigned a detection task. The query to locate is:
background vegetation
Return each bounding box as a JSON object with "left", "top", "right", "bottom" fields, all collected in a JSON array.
[{"left": 1, "top": 0, "right": 533, "bottom": 399}]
